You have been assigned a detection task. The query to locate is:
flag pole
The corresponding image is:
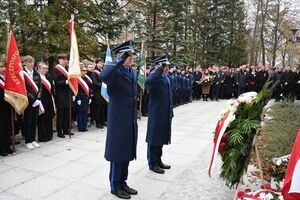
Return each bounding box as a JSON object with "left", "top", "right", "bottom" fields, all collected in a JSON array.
[
  {"left": 10, "top": 107, "right": 16, "bottom": 154},
  {"left": 6, "top": 21, "right": 16, "bottom": 154},
  {"left": 68, "top": 14, "right": 75, "bottom": 139}
]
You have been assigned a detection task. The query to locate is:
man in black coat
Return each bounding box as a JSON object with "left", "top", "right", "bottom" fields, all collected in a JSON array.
[
  {"left": 0, "top": 55, "right": 13, "bottom": 156},
  {"left": 236, "top": 66, "right": 247, "bottom": 96},
  {"left": 100, "top": 41, "right": 138, "bottom": 199},
  {"left": 91, "top": 59, "right": 107, "bottom": 128},
  {"left": 282, "top": 66, "right": 297, "bottom": 101},
  {"left": 192, "top": 66, "right": 202, "bottom": 100},
  {"left": 271, "top": 67, "right": 283, "bottom": 101},
  {"left": 145, "top": 55, "right": 173, "bottom": 174},
  {"left": 52, "top": 53, "right": 70, "bottom": 138}
]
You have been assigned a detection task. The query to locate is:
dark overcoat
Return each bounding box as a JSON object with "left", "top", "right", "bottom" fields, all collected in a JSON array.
[
  {"left": 145, "top": 67, "right": 174, "bottom": 146},
  {"left": 100, "top": 57, "right": 138, "bottom": 162},
  {"left": 75, "top": 76, "right": 90, "bottom": 112},
  {"left": 52, "top": 65, "right": 70, "bottom": 108}
]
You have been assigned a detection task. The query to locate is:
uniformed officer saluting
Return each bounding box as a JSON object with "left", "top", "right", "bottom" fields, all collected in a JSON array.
[
  {"left": 100, "top": 41, "right": 138, "bottom": 199},
  {"left": 145, "top": 55, "right": 173, "bottom": 174}
]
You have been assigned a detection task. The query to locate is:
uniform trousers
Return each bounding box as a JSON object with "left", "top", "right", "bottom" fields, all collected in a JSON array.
[
  {"left": 23, "top": 106, "right": 39, "bottom": 144},
  {"left": 109, "top": 161, "right": 129, "bottom": 192},
  {"left": 147, "top": 145, "right": 163, "bottom": 167},
  {"left": 76, "top": 111, "right": 88, "bottom": 131},
  {"left": 0, "top": 103, "right": 11, "bottom": 151},
  {"left": 56, "top": 107, "right": 69, "bottom": 134}
]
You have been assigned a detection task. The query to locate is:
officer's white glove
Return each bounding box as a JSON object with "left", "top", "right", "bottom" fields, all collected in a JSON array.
[
  {"left": 77, "top": 100, "right": 81, "bottom": 105},
  {"left": 32, "top": 99, "right": 41, "bottom": 107},
  {"left": 285, "top": 82, "right": 288, "bottom": 85},
  {"left": 65, "top": 80, "right": 68, "bottom": 85},
  {"left": 298, "top": 80, "right": 300, "bottom": 84},
  {"left": 89, "top": 99, "right": 92, "bottom": 104},
  {"left": 72, "top": 96, "right": 76, "bottom": 102}
]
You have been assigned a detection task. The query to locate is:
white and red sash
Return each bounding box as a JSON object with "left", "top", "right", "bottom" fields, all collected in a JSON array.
[
  {"left": 78, "top": 77, "right": 89, "bottom": 96},
  {"left": 84, "top": 75, "right": 93, "bottom": 86},
  {"left": 0, "top": 77, "right": 4, "bottom": 89},
  {"left": 23, "top": 70, "right": 44, "bottom": 114},
  {"left": 94, "top": 70, "right": 100, "bottom": 76},
  {"left": 23, "top": 70, "right": 38, "bottom": 95},
  {"left": 41, "top": 76, "right": 56, "bottom": 113},
  {"left": 54, "top": 64, "right": 68, "bottom": 78}
]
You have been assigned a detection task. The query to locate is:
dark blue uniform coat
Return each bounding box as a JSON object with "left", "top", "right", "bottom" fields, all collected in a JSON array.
[
  {"left": 145, "top": 67, "right": 174, "bottom": 146},
  {"left": 100, "top": 57, "right": 138, "bottom": 162}
]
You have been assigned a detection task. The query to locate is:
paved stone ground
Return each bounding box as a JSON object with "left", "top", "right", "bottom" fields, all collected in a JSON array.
[{"left": 0, "top": 100, "right": 234, "bottom": 200}]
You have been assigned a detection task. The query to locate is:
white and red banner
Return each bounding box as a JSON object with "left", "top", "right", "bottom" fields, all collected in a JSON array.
[
  {"left": 4, "top": 30, "right": 28, "bottom": 114},
  {"left": 282, "top": 129, "right": 300, "bottom": 200},
  {"left": 68, "top": 14, "right": 81, "bottom": 96}
]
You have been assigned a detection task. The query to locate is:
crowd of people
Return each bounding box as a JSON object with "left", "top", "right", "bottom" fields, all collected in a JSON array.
[
  {"left": 0, "top": 53, "right": 300, "bottom": 157},
  {"left": 140, "top": 64, "right": 300, "bottom": 117}
]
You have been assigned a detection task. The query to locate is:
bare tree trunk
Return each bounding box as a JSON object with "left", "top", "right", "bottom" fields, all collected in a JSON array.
[
  {"left": 151, "top": 0, "right": 157, "bottom": 59},
  {"left": 271, "top": 3, "right": 280, "bottom": 67},
  {"left": 250, "top": 0, "right": 260, "bottom": 66},
  {"left": 260, "top": 0, "right": 269, "bottom": 66}
]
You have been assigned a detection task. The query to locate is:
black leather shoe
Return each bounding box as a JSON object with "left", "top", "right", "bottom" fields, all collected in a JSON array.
[
  {"left": 57, "top": 133, "right": 65, "bottom": 138},
  {"left": 123, "top": 185, "right": 138, "bottom": 195},
  {"left": 64, "top": 132, "right": 74, "bottom": 135},
  {"left": 96, "top": 124, "right": 104, "bottom": 129},
  {"left": 111, "top": 189, "right": 131, "bottom": 199},
  {"left": 158, "top": 160, "right": 171, "bottom": 169},
  {"left": 0, "top": 149, "right": 8, "bottom": 157},
  {"left": 6, "top": 148, "right": 14, "bottom": 154},
  {"left": 149, "top": 165, "right": 165, "bottom": 174}
]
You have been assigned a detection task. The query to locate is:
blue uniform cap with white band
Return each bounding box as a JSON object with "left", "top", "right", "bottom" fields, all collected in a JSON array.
[
  {"left": 153, "top": 55, "right": 171, "bottom": 65},
  {"left": 112, "top": 40, "right": 135, "bottom": 54}
]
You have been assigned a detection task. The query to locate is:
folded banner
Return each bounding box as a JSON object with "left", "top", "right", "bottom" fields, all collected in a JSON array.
[
  {"left": 68, "top": 15, "right": 80, "bottom": 96},
  {"left": 282, "top": 129, "right": 300, "bottom": 200},
  {"left": 101, "top": 44, "right": 111, "bottom": 102},
  {"left": 4, "top": 30, "right": 28, "bottom": 114}
]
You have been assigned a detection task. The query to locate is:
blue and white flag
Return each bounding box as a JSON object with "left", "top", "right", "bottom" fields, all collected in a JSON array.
[{"left": 101, "top": 45, "right": 112, "bottom": 102}]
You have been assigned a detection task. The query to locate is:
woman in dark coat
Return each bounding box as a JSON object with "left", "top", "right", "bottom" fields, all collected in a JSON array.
[
  {"left": 37, "top": 63, "right": 55, "bottom": 142},
  {"left": 145, "top": 57, "right": 173, "bottom": 174},
  {"left": 247, "top": 68, "right": 259, "bottom": 92},
  {"left": 224, "top": 69, "right": 235, "bottom": 99}
]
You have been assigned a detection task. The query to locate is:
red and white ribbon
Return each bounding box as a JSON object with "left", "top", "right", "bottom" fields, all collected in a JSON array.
[
  {"left": 208, "top": 111, "right": 234, "bottom": 177},
  {"left": 84, "top": 75, "right": 93, "bottom": 86},
  {"left": 0, "top": 78, "right": 4, "bottom": 89},
  {"left": 78, "top": 77, "right": 89, "bottom": 96},
  {"left": 54, "top": 64, "right": 68, "bottom": 78},
  {"left": 41, "top": 76, "right": 56, "bottom": 113},
  {"left": 23, "top": 70, "right": 38, "bottom": 95}
]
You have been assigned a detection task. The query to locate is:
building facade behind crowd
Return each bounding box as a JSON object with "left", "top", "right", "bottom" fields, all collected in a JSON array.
[{"left": 0, "top": 52, "right": 300, "bottom": 156}]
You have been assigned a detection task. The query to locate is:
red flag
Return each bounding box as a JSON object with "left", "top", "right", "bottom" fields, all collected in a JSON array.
[
  {"left": 282, "top": 129, "right": 300, "bottom": 200},
  {"left": 4, "top": 30, "right": 28, "bottom": 114},
  {"left": 68, "top": 15, "right": 80, "bottom": 96}
]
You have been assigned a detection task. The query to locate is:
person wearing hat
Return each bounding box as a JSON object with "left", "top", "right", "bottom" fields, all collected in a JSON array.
[
  {"left": 52, "top": 53, "right": 71, "bottom": 138},
  {"left": 145, "top": 55, "right": 173, "bottom": 174},
  {"left": 100, "top": 40, "right": 138, "bottom": 199},
  {"left": 0, "top": 54, "right": 13, "bottom": 156}
]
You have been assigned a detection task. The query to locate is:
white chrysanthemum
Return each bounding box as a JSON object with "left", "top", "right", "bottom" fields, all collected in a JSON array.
[
  {"left": 265, "top": 193, "right": 274, "bottom": 199},
  {"left": 228, "top": 106, "right": 237, "bottom": 113},
  {"left": 276, "top": 159, "right": 282, "bottom": 166},
  {"left": 226, "top": 99, "right": 235, "bottom": 106}
]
